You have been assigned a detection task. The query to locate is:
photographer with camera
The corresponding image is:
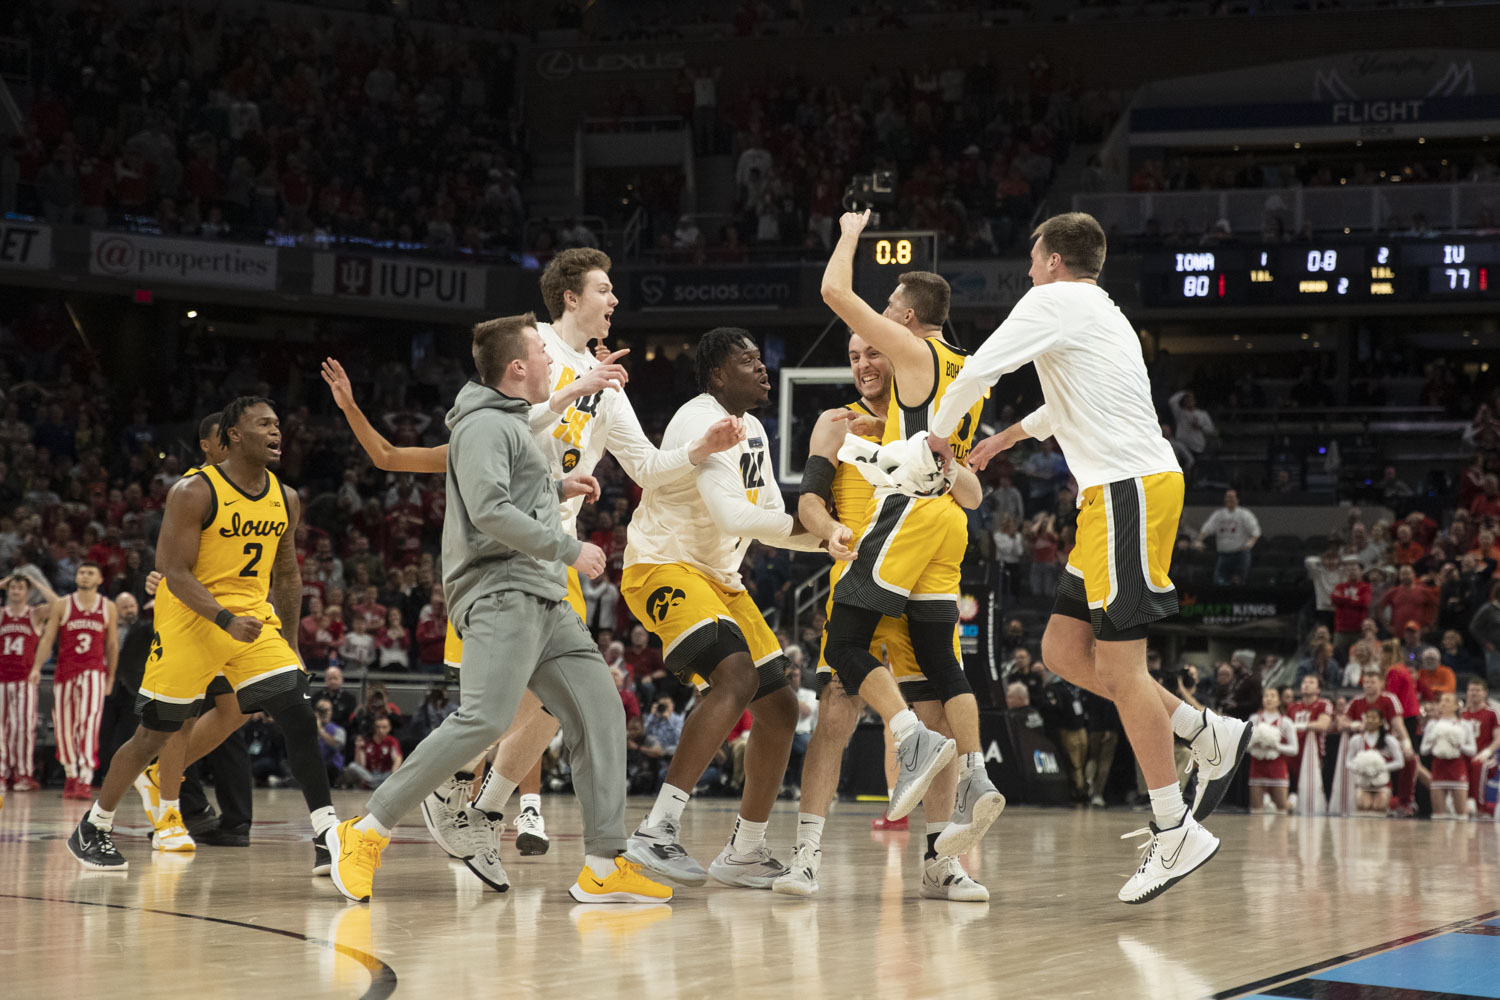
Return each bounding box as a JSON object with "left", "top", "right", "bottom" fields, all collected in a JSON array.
[{"left": 642, "top": 695, "right": 684, "bottom": 767}]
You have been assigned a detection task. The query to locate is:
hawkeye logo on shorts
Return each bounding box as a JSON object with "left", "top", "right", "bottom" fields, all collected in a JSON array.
[
  {"left": 147, "top": 631, "right": 163, "bottom": 663},
  {"left": 218, "top": 511, "right": 288, "bottom": 539},
  {"left": 645, "top": 586, "right": 687, "bottom": 624}
]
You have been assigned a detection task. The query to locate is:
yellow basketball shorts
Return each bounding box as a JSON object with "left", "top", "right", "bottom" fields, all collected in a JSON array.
[
  {"left": 832, "top": 494, "right": 967, "bottom": 623},
  {"left": 816, "top": 558, "right": 960, "bottom": 700},
  {"left": 446, "top": 568, "right": 586, "bottom": 670},
  {"left": 138, "top": 601, "right": 303, "bottom": 729},
  {"left": 621, "top": 562, "right": 789, "bottom": 700},
  {"left": 1055, "top": 472, "right": 1183, "bottom": 641}
]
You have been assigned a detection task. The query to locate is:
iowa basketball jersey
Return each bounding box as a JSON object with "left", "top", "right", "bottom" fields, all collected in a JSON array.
[
  {"left": 884, "top": 337, "right": 985, "bottom": 464},
  {"left": 831, "top": 399, "right": 880, "bottom": 538},
  {"left": 158, "top": 464, "right": 289, "bottom": 623}
]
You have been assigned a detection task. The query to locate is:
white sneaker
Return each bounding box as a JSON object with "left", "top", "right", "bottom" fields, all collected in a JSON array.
[
  {"left": 771, "top": 843, "right": 821, "bottom": 897},
  {"left": 150, "top": 807, "right": 197, "bottom": 853},
  {"left": 1089, "top": 795, "right": 1106, "bottom": 808},
  {"left": 513, "top": 807, "right": 549, "bottom": 856},
  {"left": 133, "top": 767, "right": 162, "bottom": 824},
  {"left": 1186, "top": 710, "right": 1251, "bottom": 822},
  {"left": 889, "top": 727, "right": 957, "bottom": 821},
  {"left": 1117, "top": 814, "right": 1220, "bottom": 905},
  {"left": 421, "top": 777, "right": 488, "bottom": 859},
  {"left": 708, "top": 842, "right": 788, "bottom": 889},
  {"left": 934, "top": 769, "right": 1006, "bottom": 857},
  {"left": 625, "top": 820, "right": 709, "bottom": 887},
  {"left": 920, "top": 855, "right": 989, "bottom": 902},
  {"left": 464, "top": 847, "right": 511, "bottom": 892}
]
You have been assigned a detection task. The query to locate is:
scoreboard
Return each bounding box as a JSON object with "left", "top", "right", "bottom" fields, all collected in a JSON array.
[
  {"left": 854, "top": 231, "right": 938, "bottom": 308},
  {"left": 1141, "top": 239, "right": 1496, "bottom": 307}
]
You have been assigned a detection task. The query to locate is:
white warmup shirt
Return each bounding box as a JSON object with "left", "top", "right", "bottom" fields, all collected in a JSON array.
[
  {"left": 625, "top": 394, "right": 822, "bottom": 590},
  {"left": 1200, "top": 506, "right": 1261, "bottom": 553},
  {"left": 930, "top": 281, "right": 1179, "bottom": 492},
  {"left": 529, "top": 322, "right": 697, "bottom": 536}
]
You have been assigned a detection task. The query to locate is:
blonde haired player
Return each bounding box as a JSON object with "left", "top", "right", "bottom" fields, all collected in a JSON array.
[
  {"left": 321, "top": 246, "right": 740, "bottom": 889},
  {"left": 622, "top": 328, "right": 839, "bottom": 889},
  {"left": 818, "top": 210, "right": 1004, "bottom": 858},
  {"left": 771, "top": 330, "right": 988, "bottom": 900},
  {"left": 928, "top": 211, "right": 1247, "bottom": 904}
]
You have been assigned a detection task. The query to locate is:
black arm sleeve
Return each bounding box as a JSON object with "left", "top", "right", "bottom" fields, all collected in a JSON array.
[{"left": 801, "top": 455, "right": 837, "bottom": 505}]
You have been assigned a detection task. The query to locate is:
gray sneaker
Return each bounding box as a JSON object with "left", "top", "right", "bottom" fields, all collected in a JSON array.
[
  {"left": 624, "top": 820, "right": 709, "bottom": 887},
  {"left": 934, "top": 769, "right": 1006, "bottom": 856},
  {"left": 888, "top": 727, "right": 956, "bottom": 821},
  {"left": 464, "top": 847, "right": 511, "bottom": 892},
  {"left": 421, "top": 783, "right": 490, "bottom": 860},
  {"left": 708, "top": 842, "right": 787, "bottom": 889}
]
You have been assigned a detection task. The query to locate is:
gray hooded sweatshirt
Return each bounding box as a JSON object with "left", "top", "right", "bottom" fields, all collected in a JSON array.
[{"left": 442, "top": 380, "right": 582, "bottom": 633}]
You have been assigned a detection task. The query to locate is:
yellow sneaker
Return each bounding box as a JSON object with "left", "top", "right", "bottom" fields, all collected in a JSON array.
[
  {"left": 151, "top": 807, "right": 197, "bottom": 852},
  {"left": 569, "top": 857, "right": 675, "bottom": 903},
  {"left": 134, "top": 763, "right": 163, "bottom": 823},
  {"left": 327, "top": 817, "right": 388, "bottom": 903}
]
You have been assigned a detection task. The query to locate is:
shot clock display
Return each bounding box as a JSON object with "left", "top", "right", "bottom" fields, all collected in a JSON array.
[
  {"left": 854, "top": 230, "right": 938, "bottom": 308},
  {"left": 1141, "top": 239, "right": 1500, "bottom": 307}
]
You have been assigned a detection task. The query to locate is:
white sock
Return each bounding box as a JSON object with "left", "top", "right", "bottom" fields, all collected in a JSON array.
[
  {"left": 890, "top": 708, "right": 920, "bottom": 743},
  {"left": 646, "top": 783, "right": 691, "bottom": 829},
  {"left": 1172, "top": 703, "right": 1208, "bottom": 741},
  {"left": 796, "top": 812, "right": 825, "bottom": 851},
  {"left": 474, "top": 771, "right": 518, "bottom": 816},
  {"left": 886, "top": 787, "right": 896, "bottom": 801},
  {"left": 730, "top": 815, "right": 768, "bottom": 854},
  {"left": 519, "top": 793, "right": 542, "bottom": 814},
  {"left": 585, "top": 853, "right": 617, "bottom": 875},
  {"left": 1149, "top": 783, "right": 1187, "bottom": 830},
  {"left": 309, "top": 805, "right": 338, "bottom": 837},
  {"left": 353, "top": 814, "right": 391, "bottom": 839},
  {"left": 160, "top": 797, "right": 180, "bottom": 815},
  {"left": 959, "top": 751, "right": 983, "bottom": 777},
  {"left": 87, "top": 803, "right": 115, "bottom": 830}
]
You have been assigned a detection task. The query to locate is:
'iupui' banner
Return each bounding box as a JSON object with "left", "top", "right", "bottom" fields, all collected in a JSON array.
[{"left": 312, "top": 253, "right": 488, "bottom": 310}]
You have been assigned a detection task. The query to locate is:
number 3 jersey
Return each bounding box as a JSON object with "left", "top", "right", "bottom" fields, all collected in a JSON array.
[
  {"left": 157, "top": 465, "right": 289, "bottom": 627},
  {"left": 625, "top": 393, "right": 821, "bottom": 591},
  {"left": 529, "top": 322, "right": 697, "bottom": 539}
]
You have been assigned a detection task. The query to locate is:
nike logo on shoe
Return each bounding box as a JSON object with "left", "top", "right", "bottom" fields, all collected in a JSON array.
[
  {"left": 1159, "top": 831, "right": 1187, "bottom": 870},
  {"left": 1202, "top": 728, "right": 1224, "bottom": 767}
]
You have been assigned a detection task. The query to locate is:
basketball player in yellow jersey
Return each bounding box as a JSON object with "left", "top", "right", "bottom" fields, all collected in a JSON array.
[
  {"left": 817, "top": 209, "right": 1005, "bottom": 856},
  {"left": 67, "top": 396, "right": 340, "bottom": 874},
  {"left": 770, "top": 331, "right": 988, "bottom": 900}
]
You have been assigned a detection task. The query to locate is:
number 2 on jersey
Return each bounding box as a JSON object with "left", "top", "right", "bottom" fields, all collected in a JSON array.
[{"left": 240, "top": 542, "right": 264, "bottom": 577}]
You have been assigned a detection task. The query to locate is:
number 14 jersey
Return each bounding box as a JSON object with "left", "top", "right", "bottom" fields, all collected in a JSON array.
[{"left": 157, "top": 464, "right": 289, "bottom": 627}]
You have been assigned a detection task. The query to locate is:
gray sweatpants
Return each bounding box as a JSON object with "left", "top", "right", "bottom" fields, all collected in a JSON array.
[{"left": 365, "top": 590, "right": 626, "bottom": 856}]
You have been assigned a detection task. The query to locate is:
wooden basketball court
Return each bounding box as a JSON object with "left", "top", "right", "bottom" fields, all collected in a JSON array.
[{"left": 4, "top": 790, "right": 1498, "bottom": 999}]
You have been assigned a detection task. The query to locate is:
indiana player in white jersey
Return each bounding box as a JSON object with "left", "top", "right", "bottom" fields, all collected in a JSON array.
[
  {"left": 929, "top": 212, "right": 1248, "bottom": 904},
  {"left": 1, "top": 567, "right": 57, "bottom": 793},
  {"left": 33, "top": 562, "right": 119, "bottom": 799},
  {"left": 322, "top": 247, "right": 741, "bottom": 890},
  {"left": 621, "top": 328, "right": 839, "bottom": 889}
]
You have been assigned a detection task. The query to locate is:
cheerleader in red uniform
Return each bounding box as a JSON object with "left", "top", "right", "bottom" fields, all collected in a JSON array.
[
  {"left": 1421, "top": 691, "right": 1477, "bottom": 819},
  {"left": 1347, "top": 709, "right": 1405, "bottom": 814},
  {"left": 1247, "top": 688, "right": 1299, "bottom": 813}
]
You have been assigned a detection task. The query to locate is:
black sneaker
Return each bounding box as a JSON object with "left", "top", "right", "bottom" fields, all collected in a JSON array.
[
  {"left": 313, "top": 840, "right": 332, "bottom": 876},
  {"left": 183, "top": 805, "right": 220, "bottom": 837},
  {"left": 196, "top": 824, "right": 251, "bottom": 847},
  {"left": 68, "top": 817, "right": 128, "bottom": 871}
]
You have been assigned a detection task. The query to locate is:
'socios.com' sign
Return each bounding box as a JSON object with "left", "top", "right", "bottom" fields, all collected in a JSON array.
[
  {"left": 634, "top": 268, "right": 801, "bottom": 309},
  {"left": 89, "top": 232, "right": 276, "bottom": 290}
]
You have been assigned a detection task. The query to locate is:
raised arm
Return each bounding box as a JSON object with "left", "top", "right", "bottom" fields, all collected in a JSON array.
[
  {"left": 323, "top": 358, "right": 447, "bottom": 474},
  {"left": 605, "top": 392, "right": 745, "bottom": 488},
  {"left": 271, "top": 486, "right": 304, "bottom": 653},
  {"left": 821, "top": 211, "right": 932, "bottom": 382}
]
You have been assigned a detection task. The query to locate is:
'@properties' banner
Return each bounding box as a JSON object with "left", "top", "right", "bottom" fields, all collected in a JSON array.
[{"left": 89, "top": 232, "right": 277, "bottom": 289}]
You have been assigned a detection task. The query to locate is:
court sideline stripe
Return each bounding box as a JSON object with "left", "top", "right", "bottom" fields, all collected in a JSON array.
[
  {"left": 0, "top": 892, "right": 398, "bottom": 1000},
  {"left": 1213, "top": 909, "right": 1500, "bottom": 1000}
]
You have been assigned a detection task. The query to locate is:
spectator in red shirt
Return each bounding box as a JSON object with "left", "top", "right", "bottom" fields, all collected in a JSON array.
[
  {"left": 1376, "top": 566, "right": 1438, "bottom": 632},
  {"left": 624, "top": 623, "right": 669, "bottom": 700},
  {"left": 1330, "top": 562, "right": 1371, "bottom": 649},
  {"left": 588, "top": 511, "right": 615, "bottom": 551},
  {"left": 1414, "top": 646, "right": 1457, "bottom": 703},
  {"left": 86, "top": 527, "right": 127, "bottom": 589},
  {"left": 1391, "top": 523, "right": 1426, "bottom": 567},
  {"left": 613, "top": 665, "right": 641, "bottom": 721},
  {"left": 342, "top": 714, "right": 403, "bottom": 788},
  {"left": 415, "top": 590, "right": 448, "bottom": 672}
]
